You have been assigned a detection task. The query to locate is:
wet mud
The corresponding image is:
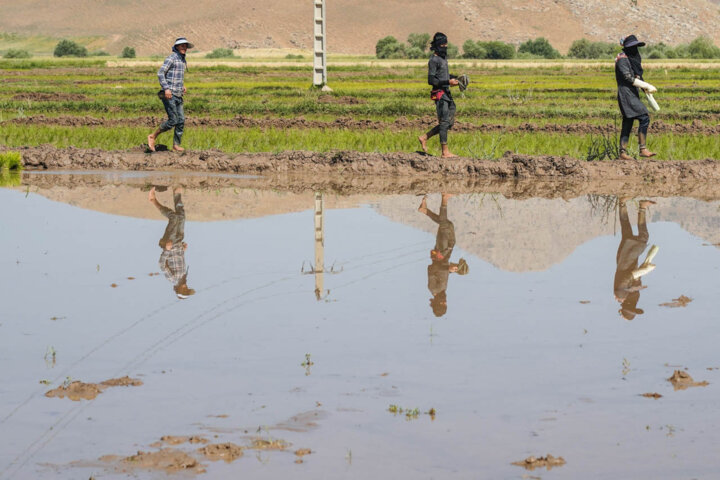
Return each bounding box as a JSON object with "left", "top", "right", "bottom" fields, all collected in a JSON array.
[
  {"left": 100, "top": 449, "right": 204, "bottom": 474},
  {"left": 197, "top": 443, "right": 244, "bottom": 462},
  {"left": 659, "top": 295, "right": 693, "bottom": 308},
  {"left": 7, "top": 115, "right": 720, "bottom": 135},
  {"left": 151, "top": 435, "right": 209, "bottom": 447},
  {"left": 512, "top": 454, "right": 566, "bottom": 470},
  {"left": 8, "top": 145, "right": 720, "bottom": 190},
  {"left": 44, "top": 376, "right": 142, "bottom": 401},
  {"left": 641, "top": 393, "right": 663, "bottom": 399},
  {"left": 667, "top": 370, "right": 709, "bottom": 391}
]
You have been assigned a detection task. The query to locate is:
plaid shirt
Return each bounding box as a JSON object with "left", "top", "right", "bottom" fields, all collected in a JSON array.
[
  {"left": 159, "top": 244, "right": 187, "bottom": 286},
  {"left": 157, "top": 51, "right": 186, "bottom": 97}
]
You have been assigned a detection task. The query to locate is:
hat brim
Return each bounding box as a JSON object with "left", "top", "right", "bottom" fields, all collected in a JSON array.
[
  {"left": 624, "top": 40, "right": 645, "bottom": 48},
  {"left": 174, "top": 41, "right": 194, "bottom": 49}
]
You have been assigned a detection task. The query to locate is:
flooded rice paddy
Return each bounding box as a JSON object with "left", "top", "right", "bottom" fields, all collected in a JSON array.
[{"left": 2, "top": 171, "right": 720, "bottom": 479}]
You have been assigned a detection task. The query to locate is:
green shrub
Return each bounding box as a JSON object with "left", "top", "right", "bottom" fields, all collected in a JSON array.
[
  {"left": 446, "top": 43, "right": 459, "bottom": 59},
  {"left": 518, "top": 37, "right": 561, "bottom": 59},
  {"left": 376, "top": 36, "right": 405, "bottom": 59},
  {"left": 54, "top": 39, "right": 88, "bottom": 57},
  {"left": 285, "top": 53, "right": 303, "bottom": 59},
  {"left": 567, "top": 39, "right": 619, "bottom": 59},
  {"left": 462, "top": 40, "right": 487, "bottom": 59},
  {"left": 687, "top": 36, "right": 720, "bottom": 59},
  {"left": 0, "top": 151, "right": 23, "bottom": 171},
  {"left": 477, "top": 41, "right": 515, "bottom": 59},
  {"left": 407, "top": 33, "right": 430, "bottom": 52},
  {"left": 90, "top": 50, "right": 110, "bottom": 56},
  {"left": 3, "top": 49, "right": 31, "bottom": 59},
  {"left": 206, "top": 47, "right": 234, "bottom": 59},
  {"left": 120, "top": 46, "right": 136, "bottom": 58},
  {"left": 406, "top": 46, "right": 426, "bottom": 59}
]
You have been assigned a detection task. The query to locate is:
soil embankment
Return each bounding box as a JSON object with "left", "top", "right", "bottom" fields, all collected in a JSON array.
[{"left": 10, "top": 145, "right": 720, "bottom": 185}]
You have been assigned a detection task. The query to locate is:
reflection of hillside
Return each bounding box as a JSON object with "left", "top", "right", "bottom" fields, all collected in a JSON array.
[{"left": 375, "top": 195, "right": 720, "bottom": 272}]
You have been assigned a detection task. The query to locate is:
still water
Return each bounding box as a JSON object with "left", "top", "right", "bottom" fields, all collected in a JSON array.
[{"left": 1, "top": 171, "right": 719, "bottom": 479}]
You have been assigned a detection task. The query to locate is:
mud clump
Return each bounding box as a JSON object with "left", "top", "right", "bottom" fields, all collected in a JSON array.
[
  {"left": 660, "top": 295, "right": 693, "bottom": 308},
  {"left": 45, "top": 381, "right": 103, "bottom": 401},
  {"left": 11, "top": 92, "right": 88, "bottom": 102},
  {"left": 512, "top": 454, "right": 566, "bottom": 470},
  {"left": 198, "top": 443, "right": 244, "bottom": 462},
  {"left": 249, "top": 438, "right": 289, "bottom": 450},
  {"left": 294, "top": 448, "right": 312, "bottom": 463},
  {"left": 100, "top": 376, "right": 143, "bottom": 387},
  {"left": 102, "top": 449, "right": 204, "bottom": 474},
  {"left": 45, "top": 376, "right": 143, "bottom": 401},
  {"left": 667, "top": 370, "right": 709, "bottom": 391},
  {"left": 641, "top": 392, "right": 663, "bottom": 399}
]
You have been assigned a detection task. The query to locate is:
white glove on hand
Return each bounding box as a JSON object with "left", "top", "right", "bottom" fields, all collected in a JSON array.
[{"left": 633, "top": 78, "right": 657, "bottom": 93}]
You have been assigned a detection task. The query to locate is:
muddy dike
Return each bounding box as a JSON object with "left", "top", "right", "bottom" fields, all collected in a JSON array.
[{"left": 10, "top": 144, "right": 720, "bottom": 177}]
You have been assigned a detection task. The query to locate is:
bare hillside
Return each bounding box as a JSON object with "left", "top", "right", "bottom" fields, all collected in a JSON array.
[{"left": 0, "top": 0, "right": 718, "bottom": 55}]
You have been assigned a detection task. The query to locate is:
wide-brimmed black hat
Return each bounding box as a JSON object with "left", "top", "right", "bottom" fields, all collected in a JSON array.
[{"left": 621, "top": 35, "right": 645, "bottom": 49}]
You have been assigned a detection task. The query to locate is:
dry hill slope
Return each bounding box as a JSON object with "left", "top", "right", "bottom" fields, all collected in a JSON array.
[{"left": 0, "top": 0, "right": 718, "bottom": 55}]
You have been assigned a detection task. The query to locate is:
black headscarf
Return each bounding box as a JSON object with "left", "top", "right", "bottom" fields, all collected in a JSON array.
[
  {"left": 431, "top": 32, "right": 448, "bottom": 59},
  {"left": 623, "top": 46, "right": 643, "bottom": 79}
]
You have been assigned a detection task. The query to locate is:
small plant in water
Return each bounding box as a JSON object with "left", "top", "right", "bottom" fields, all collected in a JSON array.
[
  {"left": 44, "top": 346, "right": 56, "bottom": 368},
  {"left": 301, "top": 353, "right": 314, "bottom": 375},
  {"left": 62, "top": 376, "right": 73, "bottom": 388}
]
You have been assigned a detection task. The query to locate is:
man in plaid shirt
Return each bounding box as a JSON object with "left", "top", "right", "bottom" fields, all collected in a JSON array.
[
  {"left": 148, "top": 37, "right": 194, "bottom": 152},
  {"left": 149, "top": 186, "right": 195, "bottom": 299}
]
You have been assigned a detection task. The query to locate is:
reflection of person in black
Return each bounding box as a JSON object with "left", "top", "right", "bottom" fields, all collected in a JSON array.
[
  {"left": 614, "top": 199, "right": 655, "bottom": 320},
  {"left": 418, "top": 193, "right": 469, "bottom": 317},
  {"left": 149, "top": 186, "right": 195, "bottom": 299}
]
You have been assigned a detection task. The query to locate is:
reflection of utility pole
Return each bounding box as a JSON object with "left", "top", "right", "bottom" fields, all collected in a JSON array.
[
  {"left": 314, "top": 192, "right": 324, "bottom": 300},
  {"left": 313, "top": 0, "right": 328, "bottom": 88}
]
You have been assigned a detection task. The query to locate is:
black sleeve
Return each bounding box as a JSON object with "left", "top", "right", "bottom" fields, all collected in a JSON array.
[{"left": 617, "top": 58, "right": 636, "bottom": 84}]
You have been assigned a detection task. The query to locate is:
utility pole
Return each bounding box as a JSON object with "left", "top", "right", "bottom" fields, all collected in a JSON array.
[{"left": 313, "top": 0, "right": 328, "bottom": 88}]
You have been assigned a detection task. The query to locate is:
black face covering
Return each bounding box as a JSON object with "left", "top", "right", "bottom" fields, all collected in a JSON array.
[
  {"left": 623, "top": 46, "right": 643, "bottom": 78},
  {"left": 431, "top": 32, "right": 448, "bottom": 58},
  {"left": 435, "top": 46, "right": 448, "bottom": 58}
]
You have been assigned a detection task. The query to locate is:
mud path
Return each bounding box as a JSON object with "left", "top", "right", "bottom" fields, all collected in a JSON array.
[{"left": 6, "top": 115, "right": 720, "bottom": 135}]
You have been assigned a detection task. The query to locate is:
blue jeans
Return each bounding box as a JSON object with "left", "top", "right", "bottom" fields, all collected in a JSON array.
[{"left": 159, "top": 95, "right": 185, "bottom": 146}]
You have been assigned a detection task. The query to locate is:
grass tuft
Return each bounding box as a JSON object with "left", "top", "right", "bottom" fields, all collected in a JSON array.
[{"left": 0, "top": 151, "right": 23, "bottom": 171}]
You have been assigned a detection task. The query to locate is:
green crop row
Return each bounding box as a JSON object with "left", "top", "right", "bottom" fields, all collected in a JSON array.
[{"left": 0, "top": 125, "right": 717, "bottom": 160}]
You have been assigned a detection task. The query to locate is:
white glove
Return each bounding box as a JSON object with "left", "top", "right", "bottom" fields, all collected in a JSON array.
[{"left": 633, "top": 78, "right": 657, "bottom": 94}]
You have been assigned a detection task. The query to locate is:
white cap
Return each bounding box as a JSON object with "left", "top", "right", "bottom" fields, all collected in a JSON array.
[{"left": 173, "top": 37, "right": 194, "bottom": 49}]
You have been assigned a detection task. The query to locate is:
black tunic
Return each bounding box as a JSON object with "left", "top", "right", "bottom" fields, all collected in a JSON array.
[{"left": 615, "top": 53, "right": 648, "bottom": 119}]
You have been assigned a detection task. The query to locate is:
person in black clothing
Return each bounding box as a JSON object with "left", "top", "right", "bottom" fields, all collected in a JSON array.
[
  {"left": 149, "top": 186, "right": 195, "bottom": 299},
  {"left": 418, "top": 193, "right": 469, "bottom": 317},
  {"left": 614, "top": 199, "right": 655, "bottom": 320},
  {"left": 615, "top": 35, "right": 658, "bottom": 160},
  {"left": 418, "top": 32, "right": 460, "bottom": 158}
]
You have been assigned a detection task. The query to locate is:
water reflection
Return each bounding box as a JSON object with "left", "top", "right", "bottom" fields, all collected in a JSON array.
[
  {"left": 149, "top": 186, "right": 195, "bottom": 299},
  {"left": 418, "top": 193, "right": 469, "bottom": 317},
  {"left": 614, "top": 199, "right": 658, "bottom": 320}
]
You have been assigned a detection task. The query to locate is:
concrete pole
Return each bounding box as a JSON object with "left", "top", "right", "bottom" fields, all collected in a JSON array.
[
  {"left": 313, "top": 0, "right": 328, "bottom": 87},
  {"left": 314, "top": 192, "right": 325, "bottom": 300}
]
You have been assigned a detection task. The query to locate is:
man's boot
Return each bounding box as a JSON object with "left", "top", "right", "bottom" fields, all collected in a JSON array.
[{"left": 638, "top": 133, "right": 656, "bottom": 157}]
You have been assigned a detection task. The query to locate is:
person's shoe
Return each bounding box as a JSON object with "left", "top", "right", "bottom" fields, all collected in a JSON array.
[
  {"left": 639, "top": 148, "right": 656, "bottom": 158},
  {"left": 618, "top": 152, "right": 635, "bottom": 160}
]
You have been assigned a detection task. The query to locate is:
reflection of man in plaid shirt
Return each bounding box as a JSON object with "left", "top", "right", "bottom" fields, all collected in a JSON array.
[{"left": 149, "top": 186, "right": 195, "bottom": 299}]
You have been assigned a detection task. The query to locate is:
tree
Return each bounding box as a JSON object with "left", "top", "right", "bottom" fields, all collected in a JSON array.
[
  {"left": 567, "top": 39, "right": 618, "bottom": 59},
  {"left": 406, "top": 46, "right": 426, "bottom": 59},
  {"left": 53, "top": 39, "right": 87, "bottom": 57},
  {"left": 518, "top": 37, "right": 561, "bottom": 59},
  {"left": 407, "top": 33, "right": 430, "bottom": 52},
  {"left": 120, "top": 46, "right": 136, "bottom": 58},
  {"left": 688, "top": 36, "right": 720, "bottom": 59},
  {"left": 446, "top": 43, "right": 459, "bottom": 59},
  {"left": 462, "top": 40, "right": 487, "bottom": 59},
  {"left": 375, "top": 36, "right": 405, "bottom": 59},
  {"left": 478, "top": 41, "right": 515, "bottom": 59}
]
